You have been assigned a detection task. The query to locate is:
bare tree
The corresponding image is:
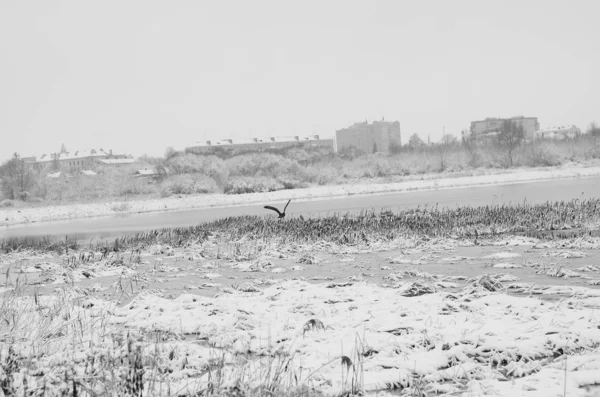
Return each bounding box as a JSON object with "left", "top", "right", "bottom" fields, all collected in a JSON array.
[
  {"left": 164, "top": 146, "right": 179, "bottom": 160},
  {"left": 51, "top": 152, "right": 61, "bottom": 172},
  {"left": 588, "top": 121, "right": 600, "bottom": 151},
  {"left": 588, "top": 121, "right": 600, "bottom": 137},
  {"left": 497, "top": 119, "right": 525, "bottom": 167},
  {"left": 462, "top": 129, "right": 480, "bottom": 166},
  {"left": 441, "top": 134, "right": 458, "bottom": 146},
  {"left": 436, "top": 134, "right": 458, "bottom": 171},
  {"left": 0, "top": 153, "right": 36, "bottom": 200},
  {"left": 407, "top": 133, "right": 425, "bottom": 151}
]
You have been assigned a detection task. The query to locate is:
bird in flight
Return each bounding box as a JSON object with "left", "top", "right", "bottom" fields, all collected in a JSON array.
[{"left": 264, "top": 199, "right": 291, "bottom": 219}]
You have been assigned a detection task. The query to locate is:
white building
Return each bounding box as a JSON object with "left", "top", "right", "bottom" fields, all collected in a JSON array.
[
  {"left": 24, "top": 148, "right": 132, "bottom": 173},
  {"left": 534, "top": 125, "right": 581, "bottom": 140}
]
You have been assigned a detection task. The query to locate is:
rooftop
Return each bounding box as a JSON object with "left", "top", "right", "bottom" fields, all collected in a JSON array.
[
  {"left": 472, "top": 116, "right": 538, "bottom": 123},
  {"left": 135, "top": 169, "right": 156, "bottom": 175},
  {"left": 26, "top": 149, "right": 124, "bottom": 163},
  {"left": 193, "top": 135, "right": 325, "bottom": 147},
  {"left": 537, "top": 125, "right": 580, "bottom": 133},
  {"left": 97, "top": 158, "right": 136, "bottom": 165}
]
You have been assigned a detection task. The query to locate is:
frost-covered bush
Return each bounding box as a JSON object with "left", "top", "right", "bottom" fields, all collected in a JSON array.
[
  {"left": 166, "top": 154, "right": 229, "bottom": 186},
  {"left": 159, "top": 174, "right": 219, "bottom": 197},
  {"left": 224, "top": 176, "right": 284, "bottom": 195}
]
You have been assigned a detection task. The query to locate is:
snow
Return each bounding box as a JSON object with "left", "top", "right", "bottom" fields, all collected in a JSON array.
[
  {"left": 483, "top": 252, "right": 522, "bottom": 259},
  {"left": 107, "top": 280, "right": 600, "bottom": 395},
  {"left": 1, "top": 233, "right": 600, "bottom": 395},
  {"left": 2, "top": 164, "right": 600, "bottom": 226}
]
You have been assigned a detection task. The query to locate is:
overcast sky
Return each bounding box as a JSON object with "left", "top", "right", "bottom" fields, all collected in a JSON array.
[{"left": 1, "top": 0, "right": 598, "bottom": 161}]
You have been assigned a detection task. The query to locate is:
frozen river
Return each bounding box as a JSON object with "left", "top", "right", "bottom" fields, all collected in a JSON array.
[{"left": 1, "top": 176, "right": 599, "bottom": 241}]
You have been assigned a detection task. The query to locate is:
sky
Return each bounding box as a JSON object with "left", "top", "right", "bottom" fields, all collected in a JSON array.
[{"left": 1, "top": 0, "right": 598, "bottom": 161}]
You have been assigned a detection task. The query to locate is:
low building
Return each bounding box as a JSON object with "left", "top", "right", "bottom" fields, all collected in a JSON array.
[
  {"left": 186, "top": 135, "right": 333, "bottom": 155},
  {"left": 96, "top": 158, "right": 136, "bottom": 167},
  {"left": 469, "top": 116, "right": 540, "bottom": 140},
  {"left": 134, "top": 168, "right": 158, "bottom": 178},
  {"left": 534, "top": 125, "right": 581, "bottom": 140},
  {"left": 334, "top": 120, "right": 401, "bottom": 154},
  {"left": 24, "top": 149, "right": 132, "bottom": 173},
  {"left": 46, "top": 171, "right": 73, "bottom": 181}
]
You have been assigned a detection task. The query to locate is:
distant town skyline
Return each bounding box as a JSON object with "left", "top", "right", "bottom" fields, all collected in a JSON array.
[{"left": 1, "top": 0, "right": 598, "bottom": 162}]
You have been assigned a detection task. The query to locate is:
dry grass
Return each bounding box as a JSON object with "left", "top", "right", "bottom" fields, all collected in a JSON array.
[{"left": 1, "top": 205, "right": 600, "bottom": 396}]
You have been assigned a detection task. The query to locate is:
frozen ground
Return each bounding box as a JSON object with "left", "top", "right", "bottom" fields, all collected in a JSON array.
[
  {"left": 2, "top": 234, "right": 600, "bottom": 396},
  {"left": 2, "top": 163, "right": 600, "bottom": 227}
]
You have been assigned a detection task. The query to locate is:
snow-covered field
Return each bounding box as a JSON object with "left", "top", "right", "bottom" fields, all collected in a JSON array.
[
  {"left": 2, "top": 233, "right": 600, "bottom": 396},
  {"left": 2, "top": 164, "right": 600, "bottom": 227}
]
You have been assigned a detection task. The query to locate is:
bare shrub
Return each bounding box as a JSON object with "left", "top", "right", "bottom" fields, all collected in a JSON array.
[
  {"left": 224, "top": 176, "right": 284, "bottom": 194},
  {"left": 0, "top": 199, "right": 16, "bottom": 208},
  {"left": 166, "top": 153, "right": 229, "bottom": 186},
  {"left": 118, "top": 177, "right": 159, "bottom": 196},
  {"left": 159, "top": 174, "right": 219, "bottom": 197},
  {"left": 276, "top": 177, "right": 309, "bottom": 190},
  {"left": 304, "top": 164, "right": 338, "bottom": 185},
  {"left": 285, "top": 147, "right": 333, "bottom": 165},
  {"left": 110, "top": 202, "right": 131, "bottom": 212},
  {"left": 521, "top": 142, "right": 562, "bottom": 167},
  {"left": 226, "top": 153, "right": 305, "bottom": 180}
]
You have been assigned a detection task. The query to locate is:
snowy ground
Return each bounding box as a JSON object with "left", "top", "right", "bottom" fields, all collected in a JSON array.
[
  {"left": 2, "top": 163, "right": 600, "bottom": 227},
  {"left": 2, "top": 234, "right": 600, "bottom": 396}
]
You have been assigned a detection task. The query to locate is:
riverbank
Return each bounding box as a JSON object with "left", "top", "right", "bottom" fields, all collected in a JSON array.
[
  {"left": 1, "top": 227, "right": 600, "bottom": 396},
  {"left": 2, "top": 163, "right": 600, "bottom": 227}
]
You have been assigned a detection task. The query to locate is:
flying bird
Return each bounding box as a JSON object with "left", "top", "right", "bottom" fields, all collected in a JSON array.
[{"left": 264, "top": 199, "right": 291, "bottom": 219}]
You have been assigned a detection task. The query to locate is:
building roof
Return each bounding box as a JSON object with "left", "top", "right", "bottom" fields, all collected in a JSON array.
[
  {"left": 32, "top": 149, "right": 115, "bottom": 163},
  {"left": 537, "top": 125, "right": 579, "bottom": 133},
  {"left": 135, "top": 169, "right": 156, "bottom": 175},
  {"left": 97, "top": 158, "right": 136, "bottom": 165},
  {"left": 46, "top": 172, "right": 63, "bottom": 179},
  {"left": 192, "top": 135, "right": 328, "bottom": 147},
  {"left": 81, "top": 170, "right": 97, "bottom": 176},
  {"left": 233, "top": 139, "right": 257, "bottom": 145},
  {"left": 472, "top": 116, "right": 538, "bottom": 124}
]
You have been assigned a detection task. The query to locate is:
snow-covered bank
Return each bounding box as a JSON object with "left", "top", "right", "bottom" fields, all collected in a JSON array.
[
  {"left": 5, "top": 278, "right": 600, "bottom": 396},
  {"left": 2, "top": 164, "right": 600, "bottom": 227}
]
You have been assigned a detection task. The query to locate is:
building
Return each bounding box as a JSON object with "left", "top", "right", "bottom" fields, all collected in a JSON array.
[
  {"left": 534, "top": 125, "right": 581, "bottom": 140},
  {"left": 96, "top": 158, "right": 136, "bottom": 167},
  {"left": 185, "top": 135, "right": 334, "bottom": 155},
  {"left": 469, "top": 116, "right": 539, "bottom": 140},
  {"left": 24, "top": 149, "right": 132, "bottom": 173},
  {"left": 333, "top": 120, "right": 401, "bottom": 154},
  {"left": 134, "top": 168, "right": 157, "bottom": 178}
]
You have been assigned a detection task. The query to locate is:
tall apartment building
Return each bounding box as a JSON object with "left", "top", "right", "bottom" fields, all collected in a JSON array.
[
  {"left": 469, "top": 116, "right": 539, "bottom": 140},
  {"left": 334, "top": 120, "right": 401, "bottom": 153}
]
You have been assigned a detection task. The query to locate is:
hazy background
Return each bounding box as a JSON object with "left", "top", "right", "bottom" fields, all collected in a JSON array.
[{"left": 1, "top": 0, "right": 598, "bottom": 161}]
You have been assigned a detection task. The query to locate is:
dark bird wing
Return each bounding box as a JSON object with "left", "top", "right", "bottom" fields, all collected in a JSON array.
[
  {"left": 264, "top": 205, "right": 282, "bottom": 216},
  {"left": 283, "top": 199, "right": 291, "bottom": 213}
]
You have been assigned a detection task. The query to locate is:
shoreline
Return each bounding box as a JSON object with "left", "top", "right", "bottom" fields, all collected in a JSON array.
[{"left": 2, "top": 163, "right": 600, "bottom": 227}]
